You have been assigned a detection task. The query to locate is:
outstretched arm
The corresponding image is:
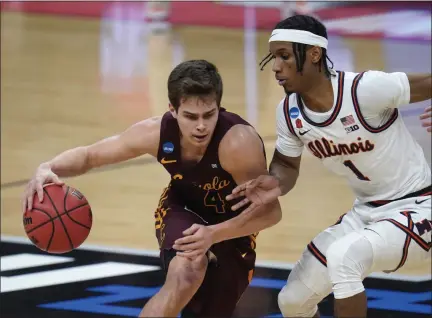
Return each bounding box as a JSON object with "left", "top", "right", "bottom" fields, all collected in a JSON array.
[
  {"left": 46, "top": 116, "right": 161, "bottom": 177},
  {"left": 22, "top": 116, "right": 161, "bottom": 212}
]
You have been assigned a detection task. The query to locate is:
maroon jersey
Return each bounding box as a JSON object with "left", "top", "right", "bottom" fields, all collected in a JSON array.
[
  {"left": 156, "top": 108, "right": 265, "bottom": 227},
  {"left": 154, "top": 108, "right": 262, "bottom": 315}
]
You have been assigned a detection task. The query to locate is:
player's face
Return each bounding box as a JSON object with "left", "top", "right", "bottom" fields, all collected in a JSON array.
[
  {"left": 173, "top": 96, "right": 219, "bottom": 147},
  {"left": 269, "top": 41, "right": 315, "bottom": 94}
]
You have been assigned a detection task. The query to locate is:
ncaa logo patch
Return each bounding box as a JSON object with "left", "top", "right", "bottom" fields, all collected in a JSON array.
[
  {"left": 289, "top": 107, "right": 300, "bottom": 119},
  {"left": 162, "top": 142, "right": 174, "bottom": 154}
]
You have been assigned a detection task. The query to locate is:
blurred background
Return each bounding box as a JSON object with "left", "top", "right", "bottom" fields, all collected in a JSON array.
[{"left": 1, "top": 1, "right": 431, "bottom": 273}]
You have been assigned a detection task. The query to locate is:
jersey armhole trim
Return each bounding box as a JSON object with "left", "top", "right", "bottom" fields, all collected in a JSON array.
[
  {"left": 283, "top": 96, "right": 299, "bottom": 139},
  {"left": 351, "top": 72, "right": 399, "bottom": 134}
]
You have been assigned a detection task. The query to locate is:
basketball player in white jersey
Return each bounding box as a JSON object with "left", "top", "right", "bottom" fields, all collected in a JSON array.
[{"left": 226, "top": 15, "right": 432, "bottom": 318}]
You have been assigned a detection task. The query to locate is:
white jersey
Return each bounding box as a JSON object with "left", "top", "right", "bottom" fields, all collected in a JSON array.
[{"left": 276, "top": 69, "right": 431, "bottom": 204}]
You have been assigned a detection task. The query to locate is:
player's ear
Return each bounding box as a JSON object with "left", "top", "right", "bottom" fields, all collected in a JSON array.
[
  {"left": 169, "top": 104, "right": 178, "bottom": 118},
  {"left": 309, "top": 46, "right": 322, "bottom": 65}
]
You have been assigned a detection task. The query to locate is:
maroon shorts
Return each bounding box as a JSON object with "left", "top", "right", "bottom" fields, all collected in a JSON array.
[{"left": 154, "top": 188, "right": 256, "bottom": 317}]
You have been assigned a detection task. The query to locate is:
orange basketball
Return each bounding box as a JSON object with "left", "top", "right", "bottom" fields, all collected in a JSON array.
[{"left": 23, "top": 183, "right": 93, "bottom": 254}]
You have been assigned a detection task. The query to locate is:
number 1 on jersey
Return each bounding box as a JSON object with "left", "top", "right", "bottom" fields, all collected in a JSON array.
[
  {"left": 343, "top": 160, "right": 370, "bottom": 181},
  {"left": 204, "top": 189, "right": 226, "bottom": 213}
]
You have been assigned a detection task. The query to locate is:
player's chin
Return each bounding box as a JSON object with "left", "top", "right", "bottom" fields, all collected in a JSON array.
[{"left": 283, "top": 82, "right": 295, "bottom": 95}]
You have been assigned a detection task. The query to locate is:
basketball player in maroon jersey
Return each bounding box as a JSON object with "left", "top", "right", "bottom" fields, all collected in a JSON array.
[{"left": 22, "top": 59, "right": 282, "bottom": 317}]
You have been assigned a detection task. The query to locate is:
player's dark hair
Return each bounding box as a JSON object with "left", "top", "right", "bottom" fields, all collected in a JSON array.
[
  {"left": 260, "top": 15, "right": 334, "bottom": 77},
  {"left": 168, "top": 59, "right": 223, "bottom": 111}
]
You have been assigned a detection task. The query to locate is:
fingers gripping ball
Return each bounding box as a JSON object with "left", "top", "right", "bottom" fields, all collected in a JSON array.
[{"left": 23, "top": 184, "right": 93, "bottom": 254}]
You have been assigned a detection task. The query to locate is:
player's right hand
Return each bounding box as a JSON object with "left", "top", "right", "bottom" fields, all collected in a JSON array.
[
  {"left": 22, "top": 164, "right": 64, "bottom": 213},
  {"left": 226, "top": 175, "right": 282, "bottom": 212}
]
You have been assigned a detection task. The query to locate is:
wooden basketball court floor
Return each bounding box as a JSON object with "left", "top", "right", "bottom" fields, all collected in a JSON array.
[{"left": 1, "top": 12, "right": 431, "bottom": 277}]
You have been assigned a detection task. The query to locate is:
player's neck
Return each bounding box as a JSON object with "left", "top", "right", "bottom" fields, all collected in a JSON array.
[
  {"left": 180, "top": 137, "right": 208, "bottom": 163},
  {"left": 299, "top": 75, "right": 333, "bottom": 113}
]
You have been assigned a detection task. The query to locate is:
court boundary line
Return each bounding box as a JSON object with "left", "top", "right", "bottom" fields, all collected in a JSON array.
[{"left": 2, "top": 235, "right": 430, "bottom": 282}]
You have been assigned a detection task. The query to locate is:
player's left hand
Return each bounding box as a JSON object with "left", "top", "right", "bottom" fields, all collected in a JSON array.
[
  {"left": 419, "top": 106, "right": 431, "bottom": 132},
  {"left": 173, "top": 224, "right": 214, "bottom": 258}
]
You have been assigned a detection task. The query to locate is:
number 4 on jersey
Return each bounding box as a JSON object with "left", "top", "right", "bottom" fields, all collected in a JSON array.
[{"left": 204, "top": 189, "right": 225, "bottom": 213}]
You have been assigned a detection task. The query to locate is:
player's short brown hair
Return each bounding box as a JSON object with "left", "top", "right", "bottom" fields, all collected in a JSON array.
[{"left": 167, "top": 59, "right": 223, "bottom": 111}]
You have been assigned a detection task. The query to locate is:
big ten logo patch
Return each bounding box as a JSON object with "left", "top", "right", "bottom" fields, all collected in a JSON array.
[
  {"left": 340, "top": 115, "right": 359, "bottom": 134},
  {"left": 345, "top": 124, "right": 360, "bottom": 133}
]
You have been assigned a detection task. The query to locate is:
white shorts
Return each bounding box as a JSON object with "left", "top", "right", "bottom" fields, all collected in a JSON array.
[{"left": 290, "top": 191, "right": 431, "bottom": 298}]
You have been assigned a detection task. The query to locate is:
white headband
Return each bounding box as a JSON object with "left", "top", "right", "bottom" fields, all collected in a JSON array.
[{"left": 269, "top": 29, "right": 328, "bottom": 49}]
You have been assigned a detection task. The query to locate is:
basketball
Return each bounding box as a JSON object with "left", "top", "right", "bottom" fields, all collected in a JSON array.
[{"left": 23, "top": 183, "right": 93, "bottom": 254}]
